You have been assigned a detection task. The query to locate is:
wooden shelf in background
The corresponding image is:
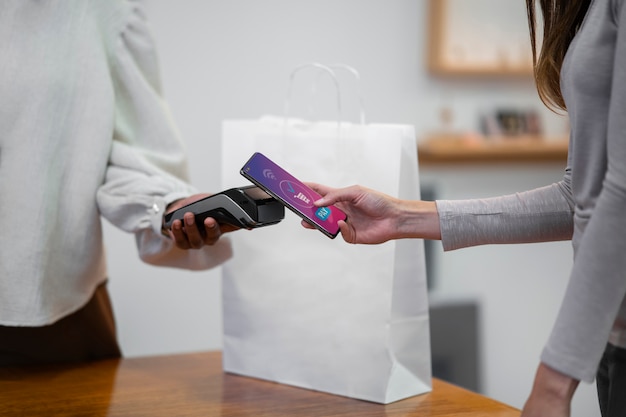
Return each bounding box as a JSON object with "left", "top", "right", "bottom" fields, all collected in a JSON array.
[
  {"left": 418, "top": 135, "right": 569, "bottom": 165},
  {"left": 426, "top": 0, "right": 535, "bottom": 78},
  {"left": 428, "top": 65, "right": 534, "bottom": 78}
]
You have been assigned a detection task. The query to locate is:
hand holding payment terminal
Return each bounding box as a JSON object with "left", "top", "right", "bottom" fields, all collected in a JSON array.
[{"left": 162, "top": 185, "right": 285, "bottom": 232}]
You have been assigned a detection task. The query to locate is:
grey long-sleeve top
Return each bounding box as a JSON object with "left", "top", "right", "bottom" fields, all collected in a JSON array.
[
  {"left": 437, "top": 0, "right": 626, "bottom": 383},
  {"left": 0, "top": 1, "right": 231, "bottom": 326}
]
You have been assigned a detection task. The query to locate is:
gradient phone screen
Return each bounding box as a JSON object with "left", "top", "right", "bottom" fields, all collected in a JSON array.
[{"left": 240, "top": 152, "right": 347, "bottom": 238}]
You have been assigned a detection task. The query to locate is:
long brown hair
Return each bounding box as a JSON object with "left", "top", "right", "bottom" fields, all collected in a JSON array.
[{"left": 526, "top": 0, "right": 592, "bottom": 111}]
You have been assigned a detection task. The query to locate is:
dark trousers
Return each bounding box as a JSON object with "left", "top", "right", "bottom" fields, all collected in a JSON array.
[
  {"left": 0, "top": 282, "right": 122, "bottom": 366},
  {"left": 597, "top": 342, "right": 626, "bottom": 417}
]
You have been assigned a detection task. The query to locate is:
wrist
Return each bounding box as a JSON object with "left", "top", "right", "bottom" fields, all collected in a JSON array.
[
  {"left": 160, "top": 199, "right": 183, "bottom": 239},
  {"left": 161, "top": 215, "right": 172, "bottom": 239},
  {"left": 534, "top": 362, "right": 579, "bottom": 402},
  {"left": 395, "top": 200, "right": 441, "bottom": 240}
]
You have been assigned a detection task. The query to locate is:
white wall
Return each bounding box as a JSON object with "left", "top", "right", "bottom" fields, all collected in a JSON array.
[{"left": 102, "top": 1, "right": 599, "bottom": 416}]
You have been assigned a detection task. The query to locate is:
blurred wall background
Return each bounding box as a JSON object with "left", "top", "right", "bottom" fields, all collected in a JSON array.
[{"left": 102, "top": 1, "right": 599, "bottom": 416}]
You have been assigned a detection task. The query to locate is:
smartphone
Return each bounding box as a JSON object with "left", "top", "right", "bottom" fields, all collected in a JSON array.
[{"left": 240, "top": 152, "right": 347, "bottom": 238}]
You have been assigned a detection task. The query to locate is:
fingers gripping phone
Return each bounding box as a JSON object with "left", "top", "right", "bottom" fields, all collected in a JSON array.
[{"left": 240, "top": 152, "right": 347, "bottom": 239}]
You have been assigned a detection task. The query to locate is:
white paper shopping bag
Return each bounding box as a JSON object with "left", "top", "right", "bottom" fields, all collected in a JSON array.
[{"left": 220, "top": 64, "right": 431, "bottom": 404}]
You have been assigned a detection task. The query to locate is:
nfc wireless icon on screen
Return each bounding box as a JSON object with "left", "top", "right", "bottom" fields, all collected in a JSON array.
[
  {"left": 240, "top": 152, "right": 347, "bottom": 239},
  {"left": 263, "top": 169, "right": 276, "bottom": 180}
]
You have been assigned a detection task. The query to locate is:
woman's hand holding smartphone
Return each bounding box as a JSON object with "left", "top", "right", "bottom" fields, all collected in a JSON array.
[{"left": 240, "top": 152, "right": 347, "bottom": 239}]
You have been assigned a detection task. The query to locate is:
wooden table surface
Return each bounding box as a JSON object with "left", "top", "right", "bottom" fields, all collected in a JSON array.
[{"left": 0, "top": 351, "right": 520, "bottom": 416}]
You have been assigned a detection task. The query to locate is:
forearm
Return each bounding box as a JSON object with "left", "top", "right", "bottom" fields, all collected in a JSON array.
[
  {"left": 394, "top": 200, "right": 441, "bottom": 241},
  {"left": 436, "top": 183, "right": 574, "bottom": 251}
]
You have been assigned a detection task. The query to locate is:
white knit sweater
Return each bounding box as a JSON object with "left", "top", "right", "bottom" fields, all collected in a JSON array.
[{"left": 0, "top": 0, "right": 231, "bottom": 326}]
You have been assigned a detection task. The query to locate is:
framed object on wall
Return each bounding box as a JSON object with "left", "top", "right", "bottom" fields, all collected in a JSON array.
[{"left": 427, "top": 0, "right": 534, "bottom": 77}]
